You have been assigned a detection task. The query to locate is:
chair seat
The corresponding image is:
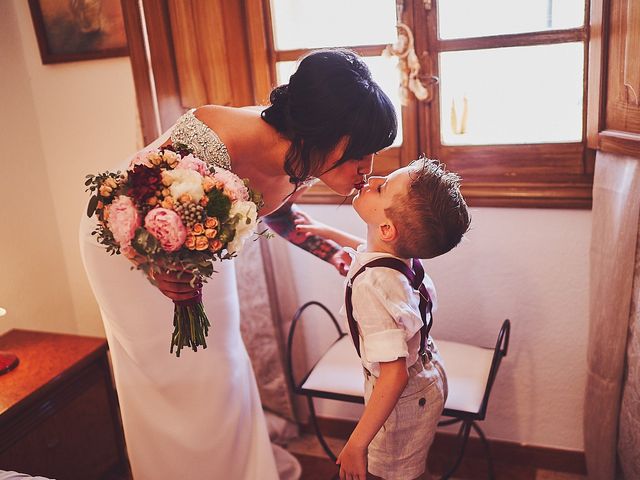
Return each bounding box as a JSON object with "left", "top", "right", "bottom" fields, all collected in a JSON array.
[
  {"left": 301, "top": 336, "right": 494, "bottom": 415},
  {"left": 301, "top": 336, "right": 363, "bottom": 398},
  {"left": 437, "top": 340, "right": 494, "bottom": 414}
]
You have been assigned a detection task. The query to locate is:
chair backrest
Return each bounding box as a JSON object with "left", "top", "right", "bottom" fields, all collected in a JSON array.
[
  {"left": 478, "top": 318, "right": 511, "bottom": 419},
  {"left": 286, "top": 301, "right": 345, "bottom": 392}
]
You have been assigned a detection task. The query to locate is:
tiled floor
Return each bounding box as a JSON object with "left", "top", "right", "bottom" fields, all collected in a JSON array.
[{"left": 285, "top": 434, "right": 587, "bottom": 480}]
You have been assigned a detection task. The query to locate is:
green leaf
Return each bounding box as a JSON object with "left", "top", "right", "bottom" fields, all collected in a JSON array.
[
  {"left": 206, "top": 188, "right": 232, "bottom": 221},
  {"left": 87, "top": 195, "right": 99, "bottom": 217}
]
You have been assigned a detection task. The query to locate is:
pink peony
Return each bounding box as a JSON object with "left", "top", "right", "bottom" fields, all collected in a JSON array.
[
  {"left": 176, "top": 154, "right": 209, "bottom": 176},
  {"left": 144, "top": 208, "right": 187, "bottom": 252},
  {"left": 213, "top": 168, "right": 249, "bottom": 201},
  {"left": 107, "top": 195, "right": 141, "bottom": 246}
]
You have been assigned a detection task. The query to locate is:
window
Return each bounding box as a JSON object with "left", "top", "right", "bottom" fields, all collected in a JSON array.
[{"left": 265, "top": 0, "right": 594, "bottom": 208}]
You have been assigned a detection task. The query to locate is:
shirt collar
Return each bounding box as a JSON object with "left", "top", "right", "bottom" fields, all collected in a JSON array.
[{"left": 346, "top": 244, "right": 411, "bottom": 279}]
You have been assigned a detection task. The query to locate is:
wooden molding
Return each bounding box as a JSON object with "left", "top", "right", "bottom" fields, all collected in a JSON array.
[
  {"left": 298, "top": 178, "right": 593, "bottom": 209},
  {"left": 604, "top": 0, "right": 640, "bottom": 136},
  {"left": 140, "top": 0, "right": 184, "bottom": 137},
  {"left": 599, "top": 129, "right": 640, "bottom": 158},
  {"left": 302, "top": 417, "right": 587, "bottom": 475},
  {"left": 121, "top": 0, "right": 160, "bottom": 144},
  {"left": 587, "top": 0, "right": 608, "bottom": 149},
  {"left": 437, "top": 28, "right": 586, "bottom": 52},
  {"left": 244, "top": 0, "right": 275, "bottom": 104}
]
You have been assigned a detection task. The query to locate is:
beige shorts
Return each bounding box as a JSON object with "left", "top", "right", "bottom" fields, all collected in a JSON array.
[{"left": 364, "top": 351, "right": 447, "bottom": 480}]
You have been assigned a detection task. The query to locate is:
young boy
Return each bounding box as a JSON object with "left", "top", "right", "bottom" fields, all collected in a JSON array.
[{"left": 298, "top": 158, "right": 470, "bottom": 480}]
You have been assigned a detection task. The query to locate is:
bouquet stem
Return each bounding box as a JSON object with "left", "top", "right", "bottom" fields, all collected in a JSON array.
[{"left": 170, "top": 293, "right": 211, "bottom": 357}]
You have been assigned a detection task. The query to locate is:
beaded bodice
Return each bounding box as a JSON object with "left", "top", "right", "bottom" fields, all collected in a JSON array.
[{"left": 171, "top": 109, "right": 231, "bottom": 170}]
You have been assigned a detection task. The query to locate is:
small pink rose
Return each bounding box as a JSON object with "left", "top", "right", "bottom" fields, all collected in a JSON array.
[
  {"left": 144, "top": 208, "right": 187, "bottom": 252},
  {"left": 177, "top": 154, "right": 209, "bottom": 176},
  {"left": 213, "top": 168, "right": 249, "bottom": 202},
  {"left": 107, "top": 196, "right": 141, "bottom": 246}
]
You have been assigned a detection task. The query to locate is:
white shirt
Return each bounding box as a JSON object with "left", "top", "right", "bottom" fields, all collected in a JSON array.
[{"left": 341, "top": 245, "right": 438, "bottom": 377}]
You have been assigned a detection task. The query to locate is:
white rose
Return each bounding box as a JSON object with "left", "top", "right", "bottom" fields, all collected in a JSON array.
[
  {"left": 227, "top": 201, "right": 258, "bottom": 254},
  {"left": 165, "top": 168, "right": 205, "bottom": 202}
]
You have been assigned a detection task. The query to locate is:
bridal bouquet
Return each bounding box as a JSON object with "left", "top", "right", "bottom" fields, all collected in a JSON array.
[{"left": 85, "top": 144, "right": 264, "bottom": 357}]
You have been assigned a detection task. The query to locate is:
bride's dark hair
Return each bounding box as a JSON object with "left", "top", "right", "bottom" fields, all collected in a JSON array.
[{"left": 261, "top": 49, "right": 397, "bottom": 187}]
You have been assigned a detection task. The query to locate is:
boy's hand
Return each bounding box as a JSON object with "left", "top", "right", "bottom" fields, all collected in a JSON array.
[
  {"left": 329, "top": 249, "right": 352, "bottom": 276},
  {"left": 336, "top": 440, "right": 367, "bottom": 480},
  {"left": 294, "top": 210, "right": 330, "bottom": 237}
]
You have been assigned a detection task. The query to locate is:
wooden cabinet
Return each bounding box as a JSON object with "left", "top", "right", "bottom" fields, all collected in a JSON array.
[
  {"left": 588, "top": 0, "right": 640, "bottom": 158},
  {"left": 0, "top": 330, "right": 128, "bottom": 480}
]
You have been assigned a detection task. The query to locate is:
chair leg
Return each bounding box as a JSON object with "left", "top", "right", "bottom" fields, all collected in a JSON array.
[
  {"left": 440, "top": 420, "right": 472, "bottom": 480},
  {"left": 471, "top": 422, "right": 495, "bottom": 480},
  {"left": 306, "top": 396, "right": 338, "bottom": 462}
]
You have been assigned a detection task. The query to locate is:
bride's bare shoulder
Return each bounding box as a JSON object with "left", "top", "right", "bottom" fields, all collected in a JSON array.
[{"left": 193, "top": 105, "right": 264, "bottom": 129}]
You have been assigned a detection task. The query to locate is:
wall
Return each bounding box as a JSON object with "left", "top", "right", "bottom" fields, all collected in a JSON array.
[
  {"left": 1, "top": 0, "right": 141, "bottom": 336},
  {"left": 282, "top": 204, "right": 591, "bottom": 451},
  {"left": 0, "top": 0, "right": 76, "bottom": 334}
]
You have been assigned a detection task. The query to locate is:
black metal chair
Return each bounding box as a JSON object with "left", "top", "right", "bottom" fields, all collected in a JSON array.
[{"left": 286, "top": 300, "right": 511, "bottom": 480}]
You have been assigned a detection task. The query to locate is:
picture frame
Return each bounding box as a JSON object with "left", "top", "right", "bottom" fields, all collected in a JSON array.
[{"left": 28, "top": 0, "right": 128, "bottom": 64}]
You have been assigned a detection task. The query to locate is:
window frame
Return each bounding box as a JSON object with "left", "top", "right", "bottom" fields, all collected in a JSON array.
[
  {"left": 415, "top": 0, "right": 594, "bottom": 208},
  {"left": 263, "top": 0, "right": 594, "bottom": 208}
]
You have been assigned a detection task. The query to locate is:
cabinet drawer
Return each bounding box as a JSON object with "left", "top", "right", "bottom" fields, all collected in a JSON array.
[{"left": 0, "top": 362, "right": 122, "bottom": 480}]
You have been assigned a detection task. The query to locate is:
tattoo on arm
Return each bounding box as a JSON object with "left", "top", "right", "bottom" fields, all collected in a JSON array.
[{"left": 263, "top": 205, "right": 341, "bottom": 262}]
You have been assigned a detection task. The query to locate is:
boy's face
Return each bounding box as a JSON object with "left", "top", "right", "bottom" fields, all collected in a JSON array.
[{"left": 352, "top": 166, "right": 412, "bottom": 226}]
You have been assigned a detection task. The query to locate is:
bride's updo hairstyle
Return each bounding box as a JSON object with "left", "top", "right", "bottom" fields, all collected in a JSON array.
[{"left": 261, "top": 49, "right": 397, "bottom": 187}]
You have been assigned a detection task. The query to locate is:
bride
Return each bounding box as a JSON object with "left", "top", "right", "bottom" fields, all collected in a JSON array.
[{"left": 79, "top": 49, "right": 397, "bottom": 479}]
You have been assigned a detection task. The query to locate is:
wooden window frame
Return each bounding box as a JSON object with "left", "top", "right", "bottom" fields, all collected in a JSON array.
[
  {"left": 415, "top": 1, "right": 594, "bottom": 208},
  {"left": 123, "top": 0, "right": 599, "bottom": 208},
  {"left": 263, "top": 0, "right": 595, "bottom": 208}
]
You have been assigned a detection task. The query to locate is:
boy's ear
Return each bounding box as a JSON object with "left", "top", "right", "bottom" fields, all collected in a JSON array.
[{"left": 378, "top": 221, "right": 398, "bottom": 243}]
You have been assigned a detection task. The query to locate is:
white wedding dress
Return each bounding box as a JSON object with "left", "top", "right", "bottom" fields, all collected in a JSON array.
[{"left": 79, "top": 111, "right": 280, "bottom": 480}]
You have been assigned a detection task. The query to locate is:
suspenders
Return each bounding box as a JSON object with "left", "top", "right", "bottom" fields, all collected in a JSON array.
[{"left": 344, "top": 257, "right": 433, "bottom": 360}]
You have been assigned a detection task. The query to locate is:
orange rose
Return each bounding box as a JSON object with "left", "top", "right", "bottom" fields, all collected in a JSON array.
[
  {"left": 147, "top": 196, "right": 158, "bottom": 206},
  {"left": 148, "top": 152, "right": 163, "bottom": 166},
  {"left": 209, "top": 239, "right": 223, "bottom": 252},
  {"left": 205, "top": 217, "right": 219, "bottom": 229},
  {"left": 99, "top": 185, "right": 113, "bottom": 197},
  {"left": 185, "top": 235, "right": 196, "bottom": 250},
  {"left": 203, "top": 176, "right": 216, "bottom": 193},
  {"left": 199, "top": 196, "right": 209, "bottom": 207},
  {"left": 195, "top": 236, "right": 209, "bottom": 251},
  {"left": 161, "top": 196, "right": 174, "bottom": 209},
  {"left": 192, "top": 223, "right": 205, "bottom": 235},
  {"left": 161, "top": 172, "right": 173, "bottom": 186},
  {"left": 179, "top": 193, "right": 192, "bottom": 204},
  {"left": 205, "top": 228, "right": 218, "bottom": 239}
]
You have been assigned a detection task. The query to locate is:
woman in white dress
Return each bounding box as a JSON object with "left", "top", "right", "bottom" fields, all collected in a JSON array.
[{"left": 79, "top": 49, "right": 397, "bottom": 480}]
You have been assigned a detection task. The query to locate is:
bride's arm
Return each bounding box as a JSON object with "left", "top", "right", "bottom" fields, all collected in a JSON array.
[{"left": 262, "top": 186, "right": 363, "bottom": 276}]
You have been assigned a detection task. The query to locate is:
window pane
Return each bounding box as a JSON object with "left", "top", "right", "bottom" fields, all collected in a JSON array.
[
  {"left": 275, "top": 56, "right": 403, "bottom": 147},
  {"left": 270, "top": 0, "right": 396, "bottom": 50},
  {"left": 438, "top": 0, "right": 584, "bottom": 39},
  {"left": 439, "top": 43, "right": 584, "bottom": 145}
]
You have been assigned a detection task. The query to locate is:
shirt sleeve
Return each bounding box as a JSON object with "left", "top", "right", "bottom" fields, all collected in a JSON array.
[{"left": 351, "top": 269, "right": 424, "bottom": 364}]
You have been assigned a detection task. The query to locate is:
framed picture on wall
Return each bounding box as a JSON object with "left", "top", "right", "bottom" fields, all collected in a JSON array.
[{"left": 28, "top": 0, "right": 128, "bottom": 64}]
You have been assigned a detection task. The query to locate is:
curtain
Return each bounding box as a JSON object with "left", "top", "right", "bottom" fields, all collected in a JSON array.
[
  {"left": 585, "top": 151, "right": 640, "bottom": 479},
  {"left": 235, "top": 236, "right": 299, "bottom": 424}
]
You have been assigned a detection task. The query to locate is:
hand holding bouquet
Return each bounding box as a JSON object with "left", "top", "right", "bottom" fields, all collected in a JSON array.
[{"left": 86, "top": 144, "right": 265, "bottom": 356}]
